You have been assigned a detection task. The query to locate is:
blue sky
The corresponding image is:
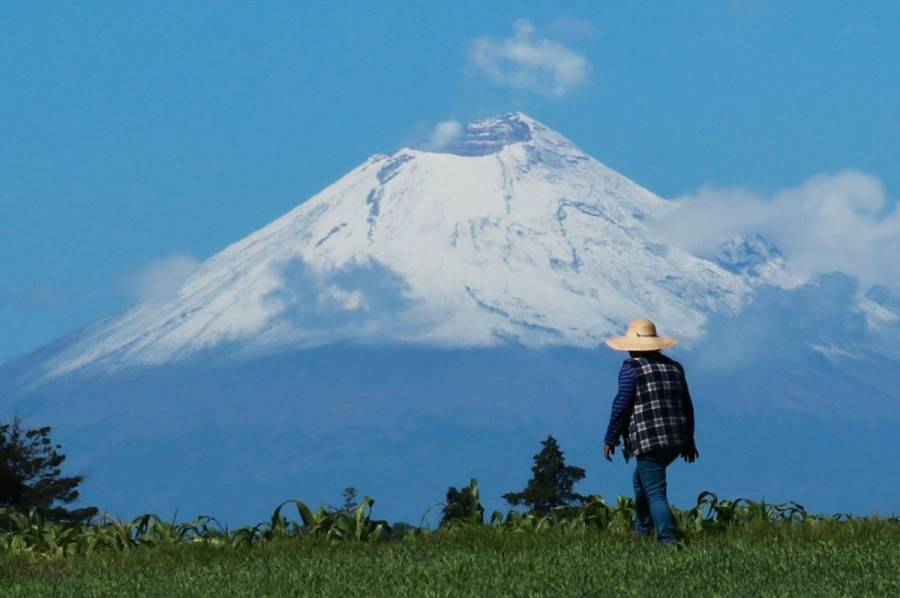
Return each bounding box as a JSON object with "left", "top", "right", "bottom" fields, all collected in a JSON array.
[{"left": 2, "top": 0, "right": 899, "bottom": 362}]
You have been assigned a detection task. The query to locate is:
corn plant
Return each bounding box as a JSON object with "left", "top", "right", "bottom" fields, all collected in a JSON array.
[{"left": 2, "top": 489, "right": 896, "bottom": 559}]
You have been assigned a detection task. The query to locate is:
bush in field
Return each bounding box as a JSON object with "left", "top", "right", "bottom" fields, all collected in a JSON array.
[
  {"left": 440, "top": 479, "right": 485, "bottom": 527},
  {"left": 503, "top": 435, "right": 586, "bottom": 514},
  {"left": 0, "top": 416, "right": 96, "bottom": 523}
]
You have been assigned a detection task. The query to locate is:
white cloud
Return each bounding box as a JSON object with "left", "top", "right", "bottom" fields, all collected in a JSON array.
[
  {"left": 467, "top": 18, "right": 590, "bottom": 98},
  {"left": 651, "top": 170, "right": 900, "bottom": 293},
  {"left": 423, "top": 120, "right": 462, "bottom": 150},
  {"left": 268, "top": 258, "right": 433, "bottom": 342},
  {"left": 129, "top": 254, "right": 201, "bottom": 304},
  {"left": 549, "top": 15, "right": 596, "bottom": 38}
]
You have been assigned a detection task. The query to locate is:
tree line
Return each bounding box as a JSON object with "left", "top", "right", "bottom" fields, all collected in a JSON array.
[{"left": 1, "top": 417, "right": 586, "bottom": 526}]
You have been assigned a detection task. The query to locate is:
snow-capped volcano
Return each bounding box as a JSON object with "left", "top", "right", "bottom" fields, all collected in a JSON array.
[
  {"left": 36, "top": 113, "right": 748, "bottom": 381},
  {"left": 5, "top": 113, "right": 900, "bottom": 526}
]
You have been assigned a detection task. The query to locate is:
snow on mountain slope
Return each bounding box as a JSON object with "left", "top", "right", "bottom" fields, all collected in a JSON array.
[
  {"left": 713, "top": 233, "right": 790, "bottom": 286},
  {"left": 36, "top": 113, "right": 748, "bottom": 381}
]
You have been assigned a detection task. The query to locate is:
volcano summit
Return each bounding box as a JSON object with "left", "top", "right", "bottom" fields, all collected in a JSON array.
[{"left": 26, "top": 113, "right": 746, "bottom": 385}]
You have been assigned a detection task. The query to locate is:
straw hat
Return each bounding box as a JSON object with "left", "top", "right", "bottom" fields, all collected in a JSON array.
[{"left": 605, "top": 318, "right": 678, "bottom": 352}]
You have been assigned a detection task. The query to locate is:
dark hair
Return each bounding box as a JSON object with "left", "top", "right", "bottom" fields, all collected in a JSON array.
[{"left": 628, "top": 349, "right": 662, "bottom": 357}]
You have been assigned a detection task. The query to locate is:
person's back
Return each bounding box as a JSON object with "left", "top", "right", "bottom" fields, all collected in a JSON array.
[
  {"left": 622, "top": 351, "right": 694, "bottom": 460},
  {"left": 602, "top": 319, "right": 698, "bottom": 545}
]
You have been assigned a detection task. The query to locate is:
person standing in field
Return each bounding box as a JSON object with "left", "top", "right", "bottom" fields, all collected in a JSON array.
[{"left": 602, "top": 318, "right": 699, "bottom": 545}]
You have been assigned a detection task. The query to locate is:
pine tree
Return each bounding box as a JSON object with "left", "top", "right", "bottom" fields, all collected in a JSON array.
[
  {"left": 341, "top": 486, "right": 359, "bottom": 512},
  {"left": 502, "top": 435, "right": 586, "bottom": 514},
  {"left": 0, "top": 416, "right": 97, "bottom": 522}
]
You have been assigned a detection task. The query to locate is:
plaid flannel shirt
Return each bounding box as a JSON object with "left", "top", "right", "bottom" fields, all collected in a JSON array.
[{"left": 604, "top": 353, "right": 695, "bottom": 459}]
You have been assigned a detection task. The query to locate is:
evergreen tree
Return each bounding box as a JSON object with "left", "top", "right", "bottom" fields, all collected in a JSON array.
[
  {"left": 502, "top": 435, "right": 586, "bottom": 514},
  {"left": 341, "top": 486, "right": 358, "bottom": 512},
  {"left": 0, "top": 416, "right": 97, "bottom": 522},
  {"left": 440, "top": 479, "right": 484, "bottom": 526}
]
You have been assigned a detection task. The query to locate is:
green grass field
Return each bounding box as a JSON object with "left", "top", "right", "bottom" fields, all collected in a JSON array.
[
  {"left": 2, "top": 524, "right": 899, "bottom": 597},
  {"left": 2, "top": 489, "right": 899, "bottom": 597}
]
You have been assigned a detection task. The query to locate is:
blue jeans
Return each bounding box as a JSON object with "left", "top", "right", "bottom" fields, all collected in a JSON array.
[{"left": 633, "top": 447, "right": 680, "bottom": 544}]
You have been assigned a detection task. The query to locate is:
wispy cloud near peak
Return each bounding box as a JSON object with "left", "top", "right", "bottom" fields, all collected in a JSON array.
[
  {"left": 423, "top": 120, "right": 462, "bottom": 151},
  {"left": 467, "top": 18, "right": 590, "bottom": 98},
  {"left": 128, "top": 254, "right": 201, "bottom": 304}
]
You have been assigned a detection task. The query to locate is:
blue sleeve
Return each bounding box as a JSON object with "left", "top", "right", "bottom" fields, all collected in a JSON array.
[{"left": 604, "top": 362, "right": 637, "bottom": 446}]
